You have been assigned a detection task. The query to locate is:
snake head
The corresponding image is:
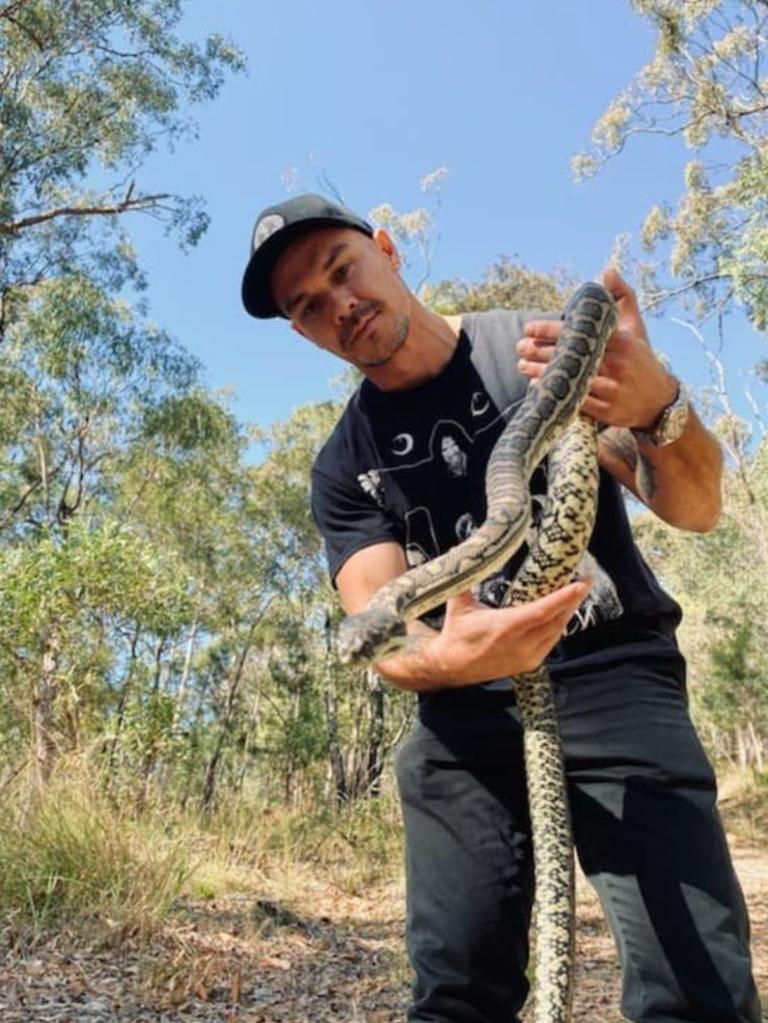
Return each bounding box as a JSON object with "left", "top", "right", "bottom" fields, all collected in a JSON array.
[{"left": 336, "top": 608, "right": 408, "bottom": 666}]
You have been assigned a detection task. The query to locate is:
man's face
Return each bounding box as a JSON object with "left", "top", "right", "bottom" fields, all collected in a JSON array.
[{"left": 270, "top": 226, "right": 411, "bottom": 370}]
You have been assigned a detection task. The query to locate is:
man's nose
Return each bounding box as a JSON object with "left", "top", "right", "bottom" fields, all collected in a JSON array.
[{"left": 333, "top": 288, "right": 357, "bottom": 325}]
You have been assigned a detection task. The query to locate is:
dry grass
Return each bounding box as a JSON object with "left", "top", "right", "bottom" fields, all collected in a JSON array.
[
  {"left": 0, "top": 766, "right": 764, "bottom": 1021},
  {"left": 0, "top": 768, "right": 192, "bottom": 942},
  {"left": 0, "top": 762, "right": 404, "bottom": 947},
  {"left": 717, "top": 768, "right": 768, "bottom": 845}
]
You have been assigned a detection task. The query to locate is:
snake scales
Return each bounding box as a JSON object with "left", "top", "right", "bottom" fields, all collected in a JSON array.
[{"left": 337, "top": 281, "right": 619, "bottom": 1022}]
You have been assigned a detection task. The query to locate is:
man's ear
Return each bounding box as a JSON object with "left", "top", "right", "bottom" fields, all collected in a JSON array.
[{"left": 372, "top": 227, "right": 401, "bottom": 272}]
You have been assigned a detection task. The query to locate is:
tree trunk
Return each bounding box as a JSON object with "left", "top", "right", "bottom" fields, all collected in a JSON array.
[
  {"left": 173, "top": 618, "right": 198, "bottom": 731},
  {"left": 365, "top": 668, "right": 386, "bottom": 798},
  {"left": 200, "top": 633, "right": 254, "bottom": 813},
  {"left": 32, "top": 633, "right": 61, "bottom": 789},
  {"left": 236, "top": 685, "right": 262, "bottom": 797},
  {"left": 747, "top": 720, "right": 764, "bottom": 772},
  {"left": 108, "top": 624, "right": 141, "bottom": 775},
  {"left": 736, "top": 728, "right": 748, "bottom": 770},
  {"left": 323, "top": 612, "right": 347, "bottom": 804},
  {"left": 139, "top": 637, "right": 168, "bottom": 806},
  {"left": 179, "top": 671, "right": 213, "bottom": 812}
]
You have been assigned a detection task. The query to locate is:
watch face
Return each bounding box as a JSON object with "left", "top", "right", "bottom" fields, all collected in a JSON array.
[
  {"left": 663, "top": 405, "right": 687, "bottom": 442},
  {"left": 656, "top": 384, "right": 690, "bottom": 445}
]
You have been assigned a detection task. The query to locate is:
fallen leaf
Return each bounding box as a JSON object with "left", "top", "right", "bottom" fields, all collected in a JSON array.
[{"left": 259, "top": 955, "right": 291, "bottom": 971}]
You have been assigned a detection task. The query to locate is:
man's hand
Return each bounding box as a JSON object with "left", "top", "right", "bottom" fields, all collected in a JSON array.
[
  {"left": 375, "top": 579, "right": 591, "bottom": 690},
  {"left": 517, "top": 268, "right": 677, "bottom": 431},
  {"left": 430, "top": 581, "right": 591, "bottom": 682},
  {"left": 516, "top": 268, "right": 723, "bottom": 532},
  {"left": 337, "top": 542, "right": 592, "bottom": 692}
]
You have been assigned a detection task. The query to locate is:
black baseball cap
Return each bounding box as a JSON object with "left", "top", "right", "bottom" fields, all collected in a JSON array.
[{"left": 241, "top": 193, "right": 374, "bottom": 319}]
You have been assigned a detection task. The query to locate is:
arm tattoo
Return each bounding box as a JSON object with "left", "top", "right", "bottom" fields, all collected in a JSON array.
[
  {"left": 600, "top": 427, "right": 637, "bottom": 471},
  {"left": 637, "top": 454, "right": 657, "bottom": 501},
  {"left": 599, "top": 427, "right": 657, "bottom": 501}
]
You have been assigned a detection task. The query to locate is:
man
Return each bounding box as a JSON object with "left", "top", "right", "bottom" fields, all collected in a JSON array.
[{"left": 241, "top": 193, "right": 760, "bottom": 1023}]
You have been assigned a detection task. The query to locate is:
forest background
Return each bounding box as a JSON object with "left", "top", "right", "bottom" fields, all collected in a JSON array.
[{"left": 0, "top": 1, "right": 766, "bottom": 1020}]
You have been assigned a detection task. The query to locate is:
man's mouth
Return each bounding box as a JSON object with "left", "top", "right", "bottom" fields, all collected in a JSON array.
[{"left": 347, "top": 310, "right": 378, "bottom": 347}]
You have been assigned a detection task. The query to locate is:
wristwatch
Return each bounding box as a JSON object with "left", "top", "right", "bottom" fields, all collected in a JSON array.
[{"left": 632, "top": 378, "right": 691, "bottom": 447}]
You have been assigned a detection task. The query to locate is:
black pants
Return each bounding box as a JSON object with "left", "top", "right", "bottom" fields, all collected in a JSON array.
[{"left": 394, "top": 657, "right": 761, "bottom": 1023}]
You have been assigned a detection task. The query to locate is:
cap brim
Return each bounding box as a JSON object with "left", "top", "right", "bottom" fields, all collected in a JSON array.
[{"left": 241, "top": 217, "right": 373, "bottom": 319}]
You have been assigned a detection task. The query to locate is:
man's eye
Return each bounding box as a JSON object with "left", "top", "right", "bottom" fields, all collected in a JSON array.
[
  {"left": 335, "top": 263, "right": 350, "bottom": 282},
  {"left": 303, "top": 299, "right": 318, "bottom": 318}
]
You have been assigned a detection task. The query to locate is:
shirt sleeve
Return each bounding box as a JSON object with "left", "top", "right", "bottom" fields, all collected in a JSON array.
[{"left": 311, "top": 465, "right": 404, "bottom": 586}]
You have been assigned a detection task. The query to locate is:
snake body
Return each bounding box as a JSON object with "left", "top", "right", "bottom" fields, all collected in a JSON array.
[
  {"left": 337, "top": 281, "right": 619, "bottom": 1021},
  {"left": 504, "top": 415, "right": 602, "bottom": 1021}
]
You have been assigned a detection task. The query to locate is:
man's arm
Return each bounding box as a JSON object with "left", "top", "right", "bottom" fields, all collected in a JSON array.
[
  {"left": 335, "top": 541, "right": 590, "bottom": 692},
  {"left": 597, "top": 413, "right": 722, "bottom": 533},
  {"left": 518, "top": 269, "right": 724, "bottom": 534}
]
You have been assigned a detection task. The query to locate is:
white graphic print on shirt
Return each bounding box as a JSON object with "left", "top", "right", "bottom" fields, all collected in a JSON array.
[
  {"left": 357, "top": 469, "right": 385, "bottom": 508},
  {"left": 357, "top": 403, "right": 624, "bottom": 636}
]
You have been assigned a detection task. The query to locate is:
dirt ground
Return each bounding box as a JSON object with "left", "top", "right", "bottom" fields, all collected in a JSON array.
[{"left": 1, "top": 841, "right": 766, "bottom": 1021}]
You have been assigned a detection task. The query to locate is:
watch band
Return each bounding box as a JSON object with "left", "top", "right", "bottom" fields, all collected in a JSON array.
[{"left": 632, "top": 378, "right": 691, "bottom": 447}]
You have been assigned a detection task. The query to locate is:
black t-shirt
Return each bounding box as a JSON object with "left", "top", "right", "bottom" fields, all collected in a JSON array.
[{"left": 311, "top": 309, "right": 683, "bottom": 682}]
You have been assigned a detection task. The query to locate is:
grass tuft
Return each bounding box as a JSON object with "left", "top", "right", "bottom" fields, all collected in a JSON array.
[
  {"left": 0, "top": 761, "right": 405, "bottom": 946},
  {"left": 0, "top": 768, "right": 192, "bottom": 941}
]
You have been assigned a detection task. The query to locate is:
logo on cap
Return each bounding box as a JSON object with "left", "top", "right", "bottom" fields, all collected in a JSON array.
[{"left": 252, "top": 213, "right": 285, "bottom": 252}]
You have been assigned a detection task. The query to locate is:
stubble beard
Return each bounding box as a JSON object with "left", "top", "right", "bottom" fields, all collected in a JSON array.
[{"left": 355, "top": 313, "right": 410, "bottom": 368}]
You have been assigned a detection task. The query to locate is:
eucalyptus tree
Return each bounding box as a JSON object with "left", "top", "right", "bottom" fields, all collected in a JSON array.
[
  {"left": 568, "top": 4, "right": 768, "bottom": 759},
  {"left": 574, "top": 0, "right": 768, "bottom": 342},
  {"left": 108, "top": 388, "right": 261, "bottom": 800},
  {"left": 0, "top": 0, "right": 243, "bottom": 312},
  {"left": 0, "top": 0, "right": 244, "bottom": 788},
  {"left": 0, "top": 516, "right": 195, "bottom": 786},
  {"left": 0, "top": 0, "right": 244, "bottom": 540},
  {"left": 632, "top": 435, "right": 768, "bottom": 764},
  {"left": 422, "top": 259, "right": 572, "bottom": 317},
  {"left": 222, "top": 400, "right": 416, "bottom": 808}
]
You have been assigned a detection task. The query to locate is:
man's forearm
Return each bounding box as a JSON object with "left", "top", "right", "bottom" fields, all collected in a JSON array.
[
  {"left": 373, "top": 621, "right": 469, "bottom": 693},
  {"left": 598, "top": 410, "right": 723, "bottom": 532}
]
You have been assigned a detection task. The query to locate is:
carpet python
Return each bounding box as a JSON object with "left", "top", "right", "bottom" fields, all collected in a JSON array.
[{"left": 338, "top": 281, "right": 619, "bottom": 1022}]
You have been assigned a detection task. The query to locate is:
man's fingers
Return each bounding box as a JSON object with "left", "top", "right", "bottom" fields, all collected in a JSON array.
[
  {"left": 519, "top": 361, "right": 616, "bottom": 419},
  {"left": 517, "top": 338, "right": 554, "bottom": 363},
  {"left": 602, "top": 268, "right": 648, "bottom": 342},
  {"left": 601, "top": 266, "right": 635, "bottom": 303},
  {"left": 512, "top": 580, "right": 591, "bottom": 627},
  {"left": 518, "top": 358, "right": 545, "bottom": 380},
  {"left": 512, "top": 582, "right": 591, "bottom": 663},
  {"left": 585, "top": 374, "right": 619, "bottom": 403},
  {"left": 523, "top": 319, "right": 562, "bottom": 341},
  {"left": 580, "top": 395, "right": 612, "bottom": 420},
  {"left": 444, "top": 590, "right": 481, "bottom": 616},
  {"left": 517, "top": 332, "right": 553, "bottom": 378}
]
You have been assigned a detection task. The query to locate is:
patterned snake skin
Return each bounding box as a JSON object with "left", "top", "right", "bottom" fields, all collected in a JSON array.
[
  {"left": 505, "top": 416, "right": 603, "bottom": 1022},
  {"left": 338, "top": 282, "right": 619, "bottom": 1022}
]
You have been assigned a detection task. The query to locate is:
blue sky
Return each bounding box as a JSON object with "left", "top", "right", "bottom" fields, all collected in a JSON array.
[{"left": 126, "top": 0, "right": 765, "bottom": 436}]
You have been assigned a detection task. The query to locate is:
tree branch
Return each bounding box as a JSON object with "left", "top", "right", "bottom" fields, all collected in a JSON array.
[
  {"left": 3, "top": 10, "right": 45, "bottom": 50},
  {"left": 0, "top": 189, "right": 171, "bottom": 237},
  {"left": 641, "top": 272, "right": 731, "bottom": 311},
  {"left": 0, "top": 0, "right": 36, "bottom": 20}
]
